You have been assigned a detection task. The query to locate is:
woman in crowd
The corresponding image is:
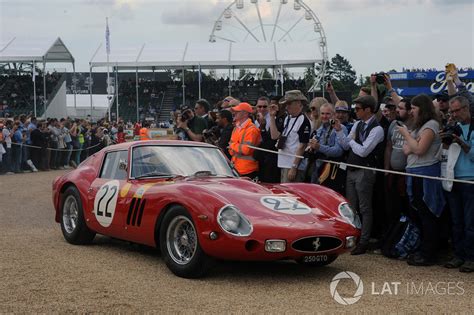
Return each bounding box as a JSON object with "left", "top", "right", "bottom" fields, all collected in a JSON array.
[{"left": 398, "top": 94, "right": 445, "bottom": 266}]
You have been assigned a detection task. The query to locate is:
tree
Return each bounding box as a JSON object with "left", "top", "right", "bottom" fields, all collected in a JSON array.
[{"left": 329, "top": 54, "right": 357, "bottom": 91}]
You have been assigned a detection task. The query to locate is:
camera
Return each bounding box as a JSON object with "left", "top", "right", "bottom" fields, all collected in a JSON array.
[
  {"left": 181, "top": 110, "right": 191, "bottom": 122},
  {"left": 441, "top": 124, "right": 462, "bottom": 145},
  {"left": 375, "top": 72, "right": 386, "bottom": 84},
  {"left": 275, "top": 135, "right": 287, "bottom": 150},
  {"left": 329, "top": 119, "right": 335, "bottom": 126},
  {"left": 202, "top": 126, "right": 221, "bottom": 145}
]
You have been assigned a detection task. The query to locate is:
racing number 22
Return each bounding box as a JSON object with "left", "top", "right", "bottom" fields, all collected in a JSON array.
[
  {"left": 262, "top": 197, "right": 307, "bottom": 211},
  {"left": 96, "top": 184, "right": 117, "bottom": 217}
]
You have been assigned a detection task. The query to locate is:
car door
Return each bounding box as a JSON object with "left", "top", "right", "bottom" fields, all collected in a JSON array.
[{"left": 87, "top": 150, "right": 129, "bottom": 238}]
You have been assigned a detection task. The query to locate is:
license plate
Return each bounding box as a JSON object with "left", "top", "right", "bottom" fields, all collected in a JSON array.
[{"left": 302, "top": 255, "right": 328, "bottom": 263}]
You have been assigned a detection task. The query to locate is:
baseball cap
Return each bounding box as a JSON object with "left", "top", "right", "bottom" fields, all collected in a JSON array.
[
  {"left": 279, "top": 90, "right": 308, "bottom": 105},
  {"left": 335, "top": 105, "right": 350, "bottom": 112},
  {"left": 230, "top": 102, "right": 253, "bottom": 113}
]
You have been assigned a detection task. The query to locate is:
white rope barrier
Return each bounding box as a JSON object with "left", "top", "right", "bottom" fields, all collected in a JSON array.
[
  {"left": 10, "top": 142, "right": 102, "bottom": 152},
  {"left": 247, "top": 144, "right": 474, "bottom": 185}
]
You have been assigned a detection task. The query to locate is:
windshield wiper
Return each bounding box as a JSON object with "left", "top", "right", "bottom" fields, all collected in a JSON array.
[
  {"left": 134, "top": 171, "right": 180, "bottom": 179},
  {"left": 190, "top": 171, "right": 234, "bottom": 178}
]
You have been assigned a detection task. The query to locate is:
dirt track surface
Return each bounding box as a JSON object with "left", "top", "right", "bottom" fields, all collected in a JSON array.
[{"left": 0, "top": 170, "right": 473, "bottom": 313}]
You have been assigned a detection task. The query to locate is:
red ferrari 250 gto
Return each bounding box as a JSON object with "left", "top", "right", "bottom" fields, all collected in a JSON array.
[{"left": 52, "top": 140, "right": 361, "bottom": 278}]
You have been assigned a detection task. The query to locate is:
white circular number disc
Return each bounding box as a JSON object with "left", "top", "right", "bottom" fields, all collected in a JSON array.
[
  {"left": 94, "top": 180, "right": 119, "bottom": 227},
  {"left": 260, "top": 196, "right": 312, "bottom": 215}
]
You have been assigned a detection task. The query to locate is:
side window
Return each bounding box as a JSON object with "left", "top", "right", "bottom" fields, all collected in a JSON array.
[{"left": 100, "top": 151, "right": 128, "bottom": 180}]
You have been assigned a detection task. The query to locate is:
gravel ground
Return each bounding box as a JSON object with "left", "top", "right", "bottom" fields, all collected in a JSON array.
[{"left": 0, "top": 170, "right": 472, "bottom": 313}]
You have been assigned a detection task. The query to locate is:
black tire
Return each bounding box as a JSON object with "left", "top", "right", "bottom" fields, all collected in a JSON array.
[
  {"left": 60, "top": 186, "right": 96, "bottom": 245},
  {"left": 296, "top": 254, "right": 338, "bottom": 267},
  {"left": 159, "top": 205, "right": 211, "bottom": 278}
]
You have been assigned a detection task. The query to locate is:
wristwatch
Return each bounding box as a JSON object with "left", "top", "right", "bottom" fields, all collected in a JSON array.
[
  {"left": 292, "top": 163, "right": 299, "bottom": 169},
  {"left": 387, "top": 88, "right": 396, "bottom": 94},
  {"left": 185, "top": 127, "right": 190, "bottom": 132}
]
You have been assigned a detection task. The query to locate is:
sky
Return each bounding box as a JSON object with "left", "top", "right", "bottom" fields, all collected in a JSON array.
[{"left": 0, "top": 0, "right": 473, "bottom": 77}]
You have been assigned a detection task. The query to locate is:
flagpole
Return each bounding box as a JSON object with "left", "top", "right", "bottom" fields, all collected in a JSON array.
[{"left": 106, "top": 17, "right": 111, "bottom": 122}]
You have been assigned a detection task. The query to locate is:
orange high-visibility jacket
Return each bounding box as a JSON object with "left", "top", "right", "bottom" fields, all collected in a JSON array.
[
  {"left": 229, "top": 118, "right": 261, "bottom": 175},
  {"left": 139, "top": 127, "right": 151, "bottom": 141}
]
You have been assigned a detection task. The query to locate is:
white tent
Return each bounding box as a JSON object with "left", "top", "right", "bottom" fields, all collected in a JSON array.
[
  {"left": 89, "top": 41, "right": 321, "bottom": 69},
  {"left": 89, "top": 41, "right": 322, "bottom": 121},
  {"left": 0, "top": 37, "right": 75, "bottom": 117},
  {"left": 0, "top": 37, "right": 74, "bottom": 63}
]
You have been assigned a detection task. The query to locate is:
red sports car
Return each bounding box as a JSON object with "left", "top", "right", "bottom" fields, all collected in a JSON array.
[{"left": 52, "top": 140, "right": 361, "bottom": 278}]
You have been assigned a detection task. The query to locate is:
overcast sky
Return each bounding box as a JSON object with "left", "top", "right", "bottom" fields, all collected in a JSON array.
[{"left": 1, "top": 0, "right": 473, "bottom": 77}]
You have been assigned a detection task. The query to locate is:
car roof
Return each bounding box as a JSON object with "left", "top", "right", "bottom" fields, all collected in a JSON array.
[{"left": 104, "top": 140, "right": 216, "bottom": 152}]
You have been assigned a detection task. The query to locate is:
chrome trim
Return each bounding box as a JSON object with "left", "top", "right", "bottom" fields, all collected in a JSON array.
[
  {"left": 291, "top": 235, "right": 343, "bottom": 253},
  {"left": 217, "top": 204, "right": 253, "bottom": 237},
  {"left": 338, "top": 201, "right": 361, "bottom": 229}
]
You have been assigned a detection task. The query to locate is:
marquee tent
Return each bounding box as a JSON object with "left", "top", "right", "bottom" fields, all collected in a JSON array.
[
  {"left": 89, "top": 41, "right": 323, "bottom": 121},
  {"left": 0, "top": 37, "right": 76, "bottom": 116}
]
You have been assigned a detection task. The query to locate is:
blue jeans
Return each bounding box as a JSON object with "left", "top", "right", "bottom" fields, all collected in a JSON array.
[
  {"left": 64, "top": 142, "right": 73, "bottom": 166},
  {"left": 447, "top": 182, "right": 474, "bottom": 261}
]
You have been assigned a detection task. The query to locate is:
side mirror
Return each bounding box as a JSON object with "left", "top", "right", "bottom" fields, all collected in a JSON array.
[{"left": 119, "top": 159, "right": 127, "bottom": 171}]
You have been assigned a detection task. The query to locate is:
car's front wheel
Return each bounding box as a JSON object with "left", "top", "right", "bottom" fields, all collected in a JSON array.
[
  {"left": 60, "top": 186, "right": 95, "bottom": 245},
  {"left": 296, "top": 255, "right": 338, "bottom": 267},
  {"left": 159, "top": 206, "right": 211, "bottom": 278}
]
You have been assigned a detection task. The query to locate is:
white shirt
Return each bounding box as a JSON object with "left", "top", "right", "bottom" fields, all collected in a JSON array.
[{"left": 336, "top": 115, "right": 384, "bottom": 157}]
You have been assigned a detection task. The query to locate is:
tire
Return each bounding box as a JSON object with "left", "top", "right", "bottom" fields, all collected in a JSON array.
[
  {"left": 296, "top": 254, "right": 338, "bottom": 267},
  {"left": 159, "top": 205, "right": 211, "bottom": 278},
  {"left": 60, "top": 186, "right": 96, "bottom": 245}
]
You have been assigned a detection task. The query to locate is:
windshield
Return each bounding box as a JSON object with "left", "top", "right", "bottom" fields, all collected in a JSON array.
[{"left": 131, "top": 145, "right": 236, "bottom": 178}]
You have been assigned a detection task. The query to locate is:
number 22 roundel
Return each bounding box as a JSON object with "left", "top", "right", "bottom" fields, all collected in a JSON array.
[{"left": 94, "top": 180, "right": 119, "bottom": 227}]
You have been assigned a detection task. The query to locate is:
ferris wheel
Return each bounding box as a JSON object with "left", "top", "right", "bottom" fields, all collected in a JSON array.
[{"left": 209, "top": 0, "right": 328, "bottom": 90}]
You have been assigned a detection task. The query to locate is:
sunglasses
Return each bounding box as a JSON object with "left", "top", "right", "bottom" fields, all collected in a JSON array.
[
  {"left": 257, "top": 105, "right": 268, "bottom": 108},
  {"left": 354, "top": 107, "right": 364, "bottom": 112},
  {"left": 310, "top": 107, "right": 318, "bottom": 111}
]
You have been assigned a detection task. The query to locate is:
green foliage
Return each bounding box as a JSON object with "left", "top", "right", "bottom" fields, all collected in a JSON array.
[{"left": 328, "top": 54, "right": 357, "bottom": 91}]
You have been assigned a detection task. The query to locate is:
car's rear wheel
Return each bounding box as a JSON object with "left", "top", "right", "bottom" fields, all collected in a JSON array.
[
  {"left": 159, "top": 206, "right": 211, "bottom": 278},
  {"left": 60, "top": 186, "right": 95, "bottom": 245},
  {"left": 296, "top": 254, "right": 338, "bottom": 267}
]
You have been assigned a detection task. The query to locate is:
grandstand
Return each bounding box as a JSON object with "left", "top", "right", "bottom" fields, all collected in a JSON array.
[{"left": 0, "top": 37, "right": 75, "bottom": 118}]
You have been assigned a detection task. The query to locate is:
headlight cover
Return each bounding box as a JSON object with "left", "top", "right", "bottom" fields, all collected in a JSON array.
[
  {"left": 338, "top": 202, "right": 362, "bottom": 229},
  {"left": 217, "top": 205, "right": 253, "bottom": 237}
]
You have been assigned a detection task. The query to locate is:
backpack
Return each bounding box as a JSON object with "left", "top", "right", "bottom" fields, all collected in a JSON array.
[{"left": 381, "top": 215, "right": 420, "bottom": 259}]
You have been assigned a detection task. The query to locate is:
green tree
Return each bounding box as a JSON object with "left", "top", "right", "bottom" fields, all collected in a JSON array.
[{"left": 329, "top": 54, "right": 357, "bottom": 91}]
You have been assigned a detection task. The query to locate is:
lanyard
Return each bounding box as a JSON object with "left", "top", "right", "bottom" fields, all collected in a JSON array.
[{"left": 283, "top": 113, "right": 302, "bottom": 137}]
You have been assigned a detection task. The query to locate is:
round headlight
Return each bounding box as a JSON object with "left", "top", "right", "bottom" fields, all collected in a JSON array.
[
  {"left": 217, "top": 205, "right": 253, "bottom": 237},
  {"left": 220, "top": 208, "right": 240, "bottom": 232},
  {"left": 338, "top": 202, "right": 361, "bottom": 229}
]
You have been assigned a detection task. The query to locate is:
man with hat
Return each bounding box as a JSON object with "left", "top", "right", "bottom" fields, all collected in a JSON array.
[
  {"left": 269, "top": 90, "right": 311, "bottom": 183},
  {"left": 335, "top": 95, "right": 385, "bottom": 255},
  {"left": 334, "top": 100, "right": 353, "bottom": 133},
  {"left": 229, "top": 102, "right": 261, "bottom": 179}
]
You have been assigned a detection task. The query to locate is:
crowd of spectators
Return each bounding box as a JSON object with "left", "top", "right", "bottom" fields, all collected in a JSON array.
[
  {"left": 2, "top": 65, "right": 473, "bottom": 273},
  {"left": 0, "top": 71, "right": 61, "bottom": 117},
  {"left": 168, "top": 65, "right": 474, "bottom": 272},
  {"left": 0, "top": 115, "right": 126, "bottom": 174}
]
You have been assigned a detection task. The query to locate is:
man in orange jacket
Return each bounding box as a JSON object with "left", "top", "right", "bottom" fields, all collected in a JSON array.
[
  {"left": 229, "top": 102, "right": 261, "bottom": 179},
  {"left": 139, "top": 121, "right": 151, "bottom": 141}
]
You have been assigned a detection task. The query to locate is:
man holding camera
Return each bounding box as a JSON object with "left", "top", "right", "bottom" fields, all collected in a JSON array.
[
  {"left": 335, "top": 95, "right": 385, "bottom": 255},
  {"left": 443, "top": 96, "right": 474, "bottom": 273},
  {"left": 228, "top": 102, "right": 261, "bottom": 179},
  {"left": 176, "top": 105, "right": 207, "bottom": 142},
  {"left": 269, "top": 90, "right": 311, "bottom": 183}
]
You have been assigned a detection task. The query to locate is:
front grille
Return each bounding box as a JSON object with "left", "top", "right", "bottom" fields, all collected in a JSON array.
[{"left": 292, "top": 236, "right": 342, "bottom": 253}]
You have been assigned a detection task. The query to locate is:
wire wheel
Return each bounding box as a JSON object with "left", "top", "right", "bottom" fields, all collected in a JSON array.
[
  {"left": 166, "top": 215, "right": 198, "bottom": 265},
  {"left": 62, "top": 195, "right": 79, "bottom": 234}
]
